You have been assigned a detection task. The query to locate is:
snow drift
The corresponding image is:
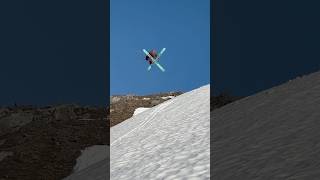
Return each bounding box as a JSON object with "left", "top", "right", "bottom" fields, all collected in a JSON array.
[{"left": 213, "top": 71, "right": 320, "bottom": 179}]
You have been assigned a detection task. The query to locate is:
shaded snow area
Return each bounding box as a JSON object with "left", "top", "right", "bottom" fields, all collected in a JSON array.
[
  {"left": 63, "top": 158, "right": 109, "bottom": 180},
  {"left": 133, "top": 107, "right": 150, "bottom": 116},
  {"left": 73, "top": 145, "right": 108, "bottom": 172},
  {"left": 213, "top": 71, "right": 320, "bottom": 180},
  {"left": 111, "top": 85, "right": 210, "bottom": 180},
  {"left": 63, "top": 146, "right": 109, "bottom": 180}
]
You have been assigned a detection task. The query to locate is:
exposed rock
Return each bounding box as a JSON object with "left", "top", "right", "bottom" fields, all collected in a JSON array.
[
  {"left": 0, "top": 112, "right": 33, "bottom": 136},
  {"left": 54, "top": 105, "right": 77, "bottom": 120},
  {"left": 0, "top": 104, "right": 108, "bottom": 180},
  {"left": 0, "top": 152, "right": 13, "bottom": 162},
  {"left": 110, "top": 92, "right": 183, "bottom": 127},
  {"left": 110, "top": 96, "right": 121, "bottom": 103},
  {"left": 0, "top": 108, "right": 10, "bottom": 118},
  {"left": 0, "top": 139, "right": 5, "bottom": 146},
  {"left": 151, "top": 99, "right": 161, "bottom": 105}
]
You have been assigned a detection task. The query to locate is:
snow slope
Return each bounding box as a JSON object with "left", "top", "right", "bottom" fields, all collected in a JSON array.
[
  {"left": 73, "top": 145, "right": 109, "bottom": 172},
  {"left": 62, "top": 146, "right": 109, "bottom": 180},
  {"left": 63, "top": 157, "right": 109, "bottom": 180},
  {"left": 213, "top": 71, "right": 320, "bottom": 179},
  {"left": 110, "top": 85, "right": 210, "bottom": 179},
  {"left": 133, "top": 107, "right": 150, "bottom": 116},
  {"left": 62, "top": 84, "right": 210, "bottom": 180}
]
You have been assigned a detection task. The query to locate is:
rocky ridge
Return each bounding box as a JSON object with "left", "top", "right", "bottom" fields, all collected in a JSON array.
[{"left": 0, "top": 105, "right": 108, "bottom": 180}]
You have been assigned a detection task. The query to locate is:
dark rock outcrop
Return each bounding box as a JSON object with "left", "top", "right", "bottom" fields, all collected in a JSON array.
[{"left": 0, "top": 105, "right": 108, "bottom": 180}]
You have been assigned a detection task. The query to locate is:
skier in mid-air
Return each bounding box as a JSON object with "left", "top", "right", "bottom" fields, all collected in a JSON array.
[
  {"left": 142, "top": 48, "right": 166, "bottom": 72},
  {"left": 145, "top": 49, "right": 158, "bottom": 64}
]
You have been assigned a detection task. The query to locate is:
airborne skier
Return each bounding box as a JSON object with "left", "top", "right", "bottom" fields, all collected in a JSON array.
[
  {"left": 145, "top": 49, "right": 158, "bottom": 64},
  {"left": 142, "top": 48, "right": 166, "bottom": 72}
]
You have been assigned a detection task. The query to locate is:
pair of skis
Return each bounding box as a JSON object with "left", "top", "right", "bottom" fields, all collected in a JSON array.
[{"left": 142, "top": 48, "right": 166, "bottom": 72}]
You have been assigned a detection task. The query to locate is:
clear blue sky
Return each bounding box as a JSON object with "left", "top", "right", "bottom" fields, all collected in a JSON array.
[{"left": 111, "top": 0, "right": 210, "bottom": 95}]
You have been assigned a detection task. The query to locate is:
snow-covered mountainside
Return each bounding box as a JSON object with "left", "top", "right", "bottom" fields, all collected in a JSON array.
[
  {"left": 213, "top": 71, "right": 320, "bottom": 179},
  {"left": 111, "top": 84, "right": 210, "bottom": 179},
  {"left": 62, "top": 146, "right": 109, "bottom": 180},
  {"left": 63, "top": 85, "right": 210, "bottom": 179}
]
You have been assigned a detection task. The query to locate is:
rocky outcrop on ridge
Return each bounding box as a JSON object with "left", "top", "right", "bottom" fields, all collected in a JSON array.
[{"left": 0, "top": 105, "right": 108, "bottom": 180}]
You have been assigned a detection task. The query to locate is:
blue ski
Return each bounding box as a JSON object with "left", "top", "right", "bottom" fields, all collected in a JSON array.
[
  {"left": 143, "top": 49, "right": 166, "bottom": 72},
  {"left": 157, "top": 48, "right": 166, "bottom": 59}
]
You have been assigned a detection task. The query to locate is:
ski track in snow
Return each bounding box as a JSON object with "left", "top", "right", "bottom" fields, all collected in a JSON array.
[
  {"left": 110, "top": 85, "right": 210, "bottom": 180},
  {"left": 111, "top": 100, "right": 174, "bottom": 146}
]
